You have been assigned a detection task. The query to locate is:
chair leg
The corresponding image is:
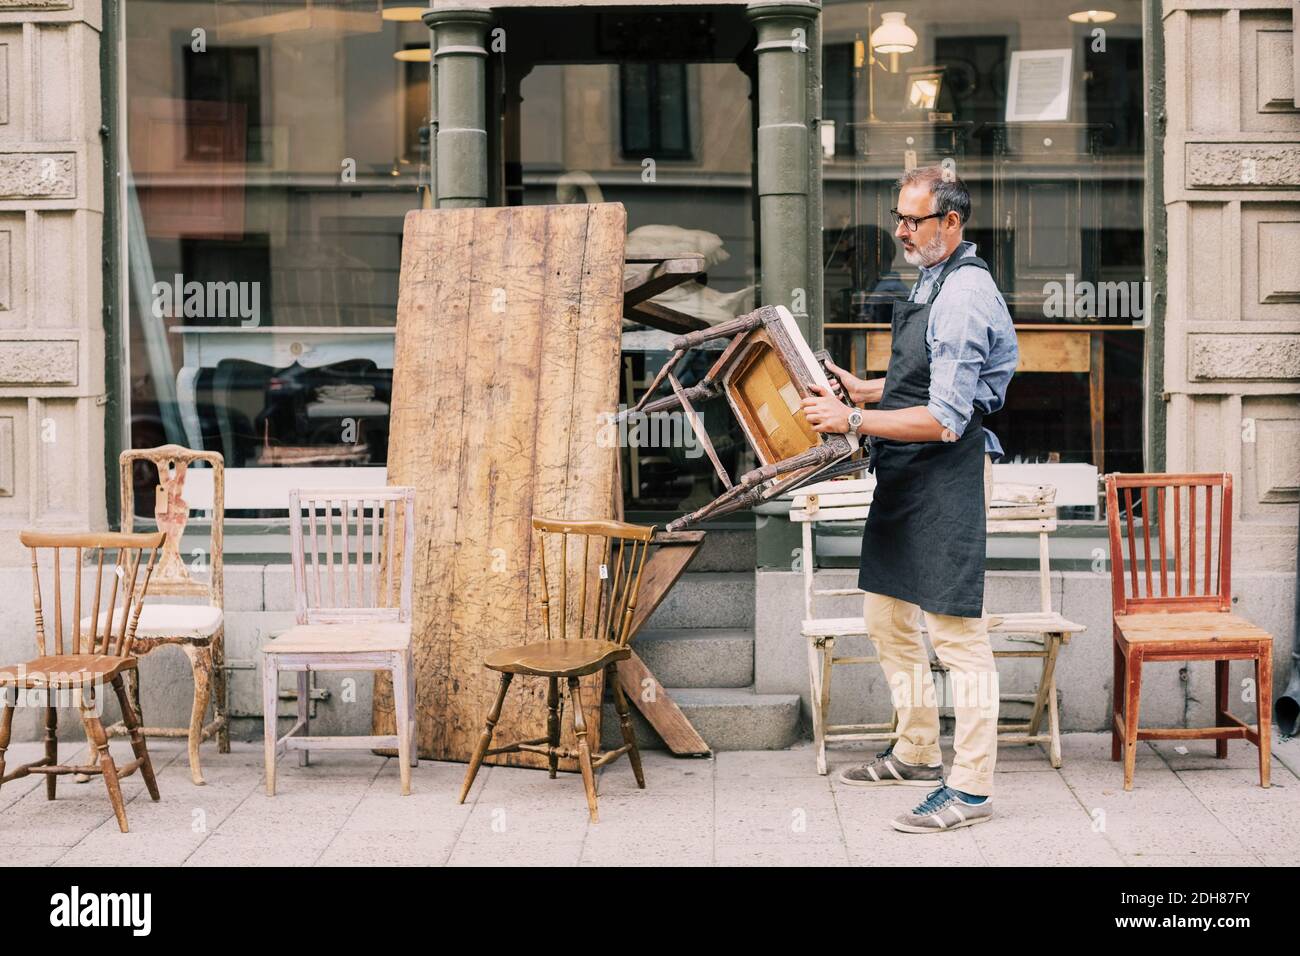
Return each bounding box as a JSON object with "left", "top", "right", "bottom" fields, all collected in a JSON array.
[
  {"left": 1047, "top": 672, "right": 1063, "bottom": 769},
  {"left": 0, "top": 686, "right": 16, "bottom": 791},
  {"left": 1215, "top": 659, "right": 1229, "bottom": 760},
  {"left": 546, "top": 677, "right": 560, "bottom": 779},
  {"left": 806, "top": 635, "right": 827, "bottom": 775},
  {"left": 43, "top": 700, "right": 57, "bottom": 800},
  {"left": 112, "top": 676, "right": 160, "bottom": 801},
  {"left": 81, "top": 692, "right": 128, "bottom": 833},
  {"left": 1122, "top": 651, "right": 1143, "bottom": 791},
  {"left": 407, "top": 651, "right": 419, "bottom": 769},
  {"left": 459, "top": 672, "right": 511, "bottom": 804},
  {"left": 392, "top": 653, "right": 413, "bottom": 796},
  {"left": 1111, "top": 639, "right": 1124, "bottom": 762},
  {"left": 1256, "top": 650, "right": 1272, "bottom": 789},
  {"left": 183, "top": 644, "right": 213, "bottom": 785},
  {"left": 262, "top": 656, "right": 279, "bottom": 796},
  {"left": 213, "top": 625, "right": 231, "bottom": 754},
  {"left": 608, "top": 663, "right": 644, "bottom": 789},
  {"left": 296, "top": 670, "right": 310, "bottom": 768},
  {"left": 568, "top": 677, "right": 599, "bottom": 823},
  {"left": 1027, "top": 635, "right": 1061, "bottom": 740}
]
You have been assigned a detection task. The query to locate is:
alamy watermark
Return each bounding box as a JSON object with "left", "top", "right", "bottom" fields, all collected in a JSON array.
[
  {"left": 597, "top": 406, "right": 702, "bottom": 458},
  {"left": 151, "top": 274, "right": 261, "bottom": 327},
  {"left": 1042, "top": 274, "right": 1150, "bottom": 321}
]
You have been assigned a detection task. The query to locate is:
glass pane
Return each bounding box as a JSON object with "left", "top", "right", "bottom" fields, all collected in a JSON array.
[
  {"left": 125, "top": 0, "right": 427, "bottom": 515},
  {"left": 517, "top": 49, "right": 756, "bottom": 517},
  {"left": 822, "top": 0, "right": 1147, "bottom": 477}
]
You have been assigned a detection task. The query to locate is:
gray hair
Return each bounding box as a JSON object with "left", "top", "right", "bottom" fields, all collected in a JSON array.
[{"left": 896, "top": 165, "right": 971, "bottom": 226}]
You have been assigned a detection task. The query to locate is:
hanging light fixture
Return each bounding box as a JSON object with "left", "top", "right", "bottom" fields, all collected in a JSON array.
[
  {"left": 218, "top": 0, "right": 383, "bottom": 41},
  {"left": 393, "top": 46, "right": 431, "bottom": 61},
  {"left": 1067, "top": 9, "right": 1117, "bottom": 22}
]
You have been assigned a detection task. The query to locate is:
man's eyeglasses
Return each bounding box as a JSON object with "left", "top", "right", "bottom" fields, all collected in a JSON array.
[{"left": 890, "top": 209, "right": 944, "bottom": 232}]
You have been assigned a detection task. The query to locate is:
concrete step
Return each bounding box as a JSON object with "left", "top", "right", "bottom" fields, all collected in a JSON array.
[
  {"left": 684, "top": 528, "right": 756, "bottom": 572},
  {"left": 632, "top": 628, "right": 754, "bottom": 688},
  {"left": 601, "top": 685, "right": 801, "bottom": 752},
  {"left": 642, "top": 571, "right": 754, "bottom": 629}
]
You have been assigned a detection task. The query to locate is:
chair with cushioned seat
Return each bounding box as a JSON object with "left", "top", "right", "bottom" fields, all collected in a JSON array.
[
  {"left": 457, "top": 517, "right": 655, "bottom": 822},
  {"left": 107, "top": 445, "right": 229, "bottom": 786},
  {"left": 0, "top": 530, "right": 165, "bottom": 832}
]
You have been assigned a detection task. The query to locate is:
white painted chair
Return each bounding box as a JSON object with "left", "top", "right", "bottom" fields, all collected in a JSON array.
[
  {"left": 263, "top": 488, "right": 418, "bottom": 795},
  {"left": 789, "top": 473, "right": 1086, "bottom": 774}
]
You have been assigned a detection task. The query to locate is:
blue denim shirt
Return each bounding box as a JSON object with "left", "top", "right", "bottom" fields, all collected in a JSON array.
[{"left": 909, "top": 240, "right": 1018, "bottom": 460}]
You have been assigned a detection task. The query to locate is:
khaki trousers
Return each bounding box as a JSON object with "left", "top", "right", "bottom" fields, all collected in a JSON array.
[{"left": 862, "top": 454, "right": 998, "bottom": 796}]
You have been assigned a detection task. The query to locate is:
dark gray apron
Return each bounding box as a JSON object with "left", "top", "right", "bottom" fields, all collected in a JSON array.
[{"left": 857, "top": 252, "right": 991, "bottom": 619}]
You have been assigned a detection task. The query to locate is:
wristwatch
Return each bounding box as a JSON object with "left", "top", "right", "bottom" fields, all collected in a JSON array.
[{"left": 846, "top": 409, "right": 863, "bottom": 434}]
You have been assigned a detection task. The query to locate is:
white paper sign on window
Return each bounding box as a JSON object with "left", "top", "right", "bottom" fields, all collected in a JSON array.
[{"left": 1005, "top": 48, "right": 1074, "bottom": 122}]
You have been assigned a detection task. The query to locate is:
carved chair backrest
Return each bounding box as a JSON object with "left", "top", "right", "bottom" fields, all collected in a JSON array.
[{"left": 119, "top": 444, "right": 225, "bottom": 608}]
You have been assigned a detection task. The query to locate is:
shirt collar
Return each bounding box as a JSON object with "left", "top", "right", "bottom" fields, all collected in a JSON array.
[{"left": 918, "top": 239, "right": 977, "bottom": 283}]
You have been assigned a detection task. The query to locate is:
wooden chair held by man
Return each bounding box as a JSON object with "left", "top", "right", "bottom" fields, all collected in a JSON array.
[
  {"left": 0, "top": 530, "right": 165, "bottom": 832},
  {"left": 458, "top": 517, "right": 655, "bottom": 822},
  {"left": 1105, "top": 473, "right": 1272, "bottom": 790},
  {"left": 108, "top": 445, "right": 228, "bottom": 785},
  {"left": 263, "top": 488, "right": 418, "bottom": 795}
]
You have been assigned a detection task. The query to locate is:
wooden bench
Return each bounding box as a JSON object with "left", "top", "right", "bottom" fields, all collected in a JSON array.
[{"left": 789, "top": 473, "right": 1086, "bottom": 774}]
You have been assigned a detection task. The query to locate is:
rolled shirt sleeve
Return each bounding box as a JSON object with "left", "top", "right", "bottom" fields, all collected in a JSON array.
[
  {"left": 909, "top": 242, "right": 1018, "bottom": 459},
  {"left": 926, "top": 298, "right": 993, "bottom": 439}
]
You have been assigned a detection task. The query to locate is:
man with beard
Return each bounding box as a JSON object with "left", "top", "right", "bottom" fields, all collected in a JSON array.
[{"left": 801, "top": 165, "right": 1019, "bottom": 833}]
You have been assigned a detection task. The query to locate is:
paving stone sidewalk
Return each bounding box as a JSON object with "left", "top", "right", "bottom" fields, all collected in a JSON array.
[{"left": 2, "top": 732, "right": 1296, "bottom": 866}]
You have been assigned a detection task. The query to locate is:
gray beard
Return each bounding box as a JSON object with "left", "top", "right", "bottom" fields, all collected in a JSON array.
[{"left": 902, "top": 230, "right": 949, "bottom": 267}]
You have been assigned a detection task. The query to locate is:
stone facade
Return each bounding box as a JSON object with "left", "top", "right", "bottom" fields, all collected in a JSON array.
[
  {"left": 1162, "top": 1, "right": 1299, "bottom": 584},
  {"left": 0, "top": 0, "right": 106, "bottom": 569}
]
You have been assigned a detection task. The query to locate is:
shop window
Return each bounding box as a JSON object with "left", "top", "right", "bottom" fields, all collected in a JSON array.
[
  {"left": 127, "top": 1, "right": 427, "bottom": 516},
  {"left": 822, "top": 0, "right": 1149, "bottom": 486}
]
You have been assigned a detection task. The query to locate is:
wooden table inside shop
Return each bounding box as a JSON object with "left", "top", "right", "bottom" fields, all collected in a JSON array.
[{"left": 826, "top": 321, "right": 1143, "bottom": 474}]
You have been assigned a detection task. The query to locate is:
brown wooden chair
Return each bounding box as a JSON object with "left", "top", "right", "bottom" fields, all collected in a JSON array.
[
  {"left": 458, "top": 517, "right": 656, "bottom": 822},
  {"left": 1105, "top": 473, "right": 1272, "bottom": 790},
  {"left": 263, "top": 488, "right": 418, "bottom": 796},
  {"left": 0, "top": 530, "right": 165, "bottom": 832},
  {"left": 106, "top": 445, "right": 228, "bottom": 786}
]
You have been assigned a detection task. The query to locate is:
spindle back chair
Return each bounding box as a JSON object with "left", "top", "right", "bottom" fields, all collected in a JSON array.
[
  {"left": 290, "top": 488, "right": 416, "bottom": 625},
  {"left": 1105, "top": 473, "right": 1271, "bottom": 790},
  {"left": 264, "top": 488, "right": 418, "bottom": 795},
  {"left": 0, "top": 530, "right": 165, "bottom": 832},
  {"left": 114, "top": 444, "right": 228, "bottom": 785},
  {"left": 459, "top": 517, "right": 656, "bottom": 822}
]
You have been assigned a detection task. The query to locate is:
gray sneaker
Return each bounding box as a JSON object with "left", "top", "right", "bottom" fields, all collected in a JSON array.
[
  {"left": 837, "top": 745, "right": 943, "bottom": 788},
  {"left": 891, "top": 785, "right": 993, "bottom": 833}
]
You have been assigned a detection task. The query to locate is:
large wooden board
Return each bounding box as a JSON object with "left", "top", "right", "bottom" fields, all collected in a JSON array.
[{"left": 374, "top": 203, "right": 626, "bottom": 768}]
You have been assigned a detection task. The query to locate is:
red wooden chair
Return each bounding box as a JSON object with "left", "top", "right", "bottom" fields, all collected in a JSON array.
[{"left": 1104, "top": 473, "right": 1271, "bottom": 790}]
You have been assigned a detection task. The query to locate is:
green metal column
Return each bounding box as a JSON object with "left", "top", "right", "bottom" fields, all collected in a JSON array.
[
  {"left": 423, "top": 7, "right": 493, "bottom": 208},
  {"left": 746, "top": 0, "right": 821, "bottom": 342}
]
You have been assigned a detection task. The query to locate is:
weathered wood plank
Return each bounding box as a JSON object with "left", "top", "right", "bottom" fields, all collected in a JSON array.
[{"left": 379, "top": 204, "right": 625, "bottom": 764}]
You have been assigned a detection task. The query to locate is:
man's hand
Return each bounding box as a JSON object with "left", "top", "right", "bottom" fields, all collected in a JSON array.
[
  {"left": 800, "top": 383, "right": 851, "bottom": 434},
  {"left": 823, "top": 358, "right": 883, "bottom": 405}
]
